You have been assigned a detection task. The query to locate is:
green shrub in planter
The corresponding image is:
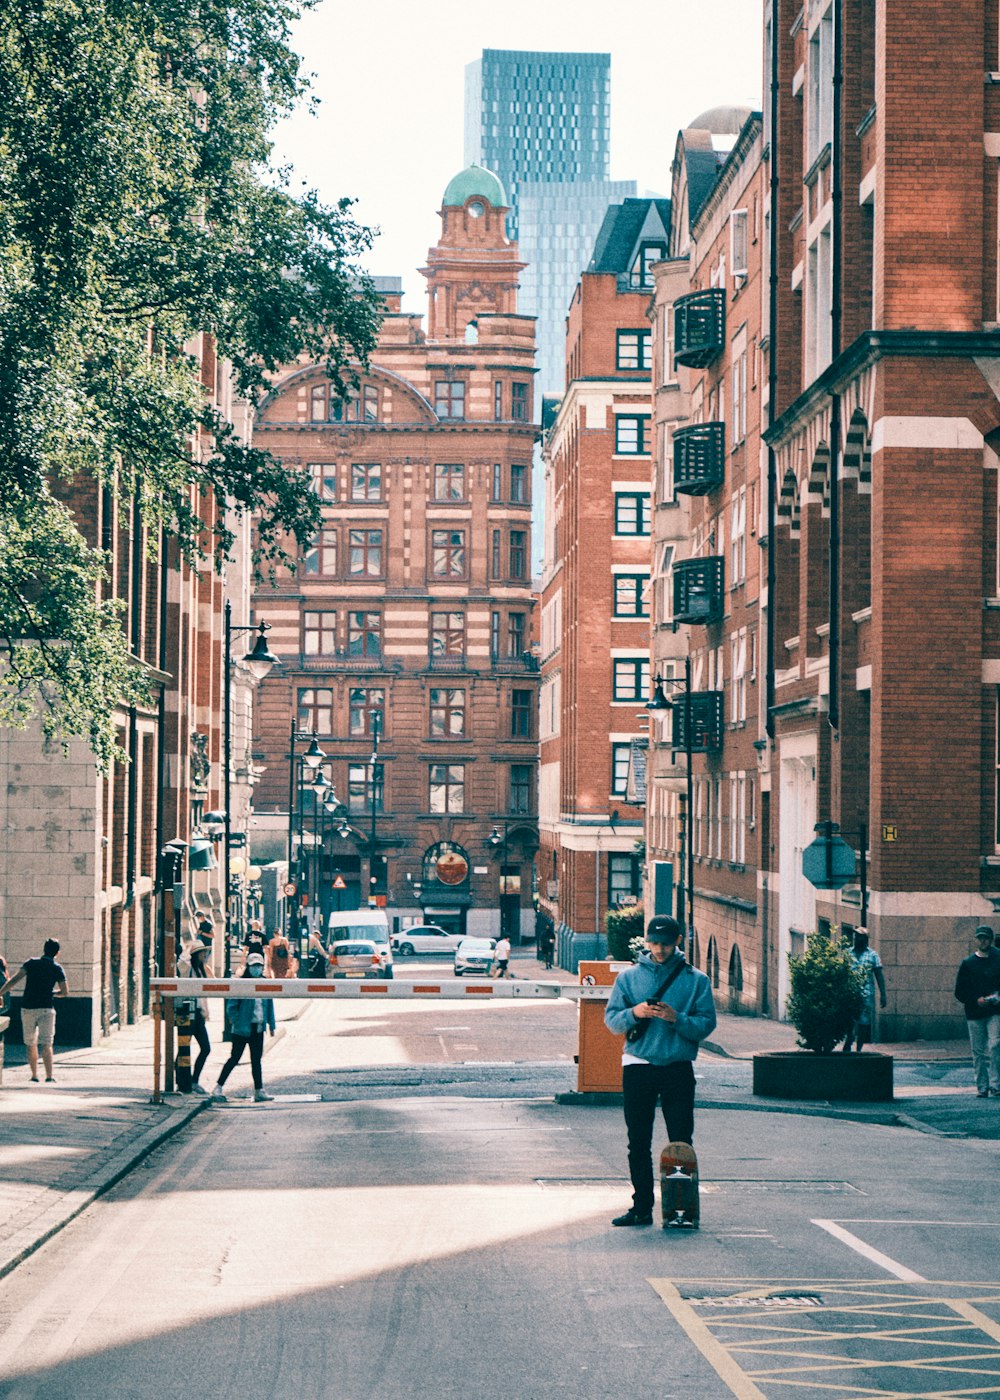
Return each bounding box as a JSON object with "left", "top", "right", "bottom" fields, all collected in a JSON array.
[
  {"left": 606, "top": 903, "right": 645, "bottom": 961},
  {"left": 786, "top": 933, "right": 865, "bottom": 1054}
]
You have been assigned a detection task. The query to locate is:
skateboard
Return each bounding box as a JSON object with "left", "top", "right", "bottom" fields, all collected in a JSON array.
[{"left": 660, "top": 1141, "right": 699, "bottom": 1229}]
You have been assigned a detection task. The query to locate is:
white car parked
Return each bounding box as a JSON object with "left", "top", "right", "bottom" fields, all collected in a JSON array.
[{"left": 391, "top": 924, "right": 464, "bottom": 956}]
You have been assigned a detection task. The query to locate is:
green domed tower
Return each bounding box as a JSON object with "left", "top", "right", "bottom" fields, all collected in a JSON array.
[{"left": 423, "top": 164, "right": 522, "bottom": 339}]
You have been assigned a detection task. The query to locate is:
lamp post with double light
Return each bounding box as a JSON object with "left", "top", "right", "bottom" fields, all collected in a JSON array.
[
  {"left": 646, "top": 653, "right": 696, "bottom": 963},
  {"left": 223, "top": 604, "right": 277, "bottom": 971},
  {"left": 367, "top": 708, "right": 383, "bottom": 908},
  {"left": 286, "top": 728, "right": 326, "bottom": 953},
  {"left": 488, "top": 822, "right": 513, "bottom": 940}
]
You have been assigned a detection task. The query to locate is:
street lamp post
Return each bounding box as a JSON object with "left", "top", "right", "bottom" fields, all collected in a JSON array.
[
  {"left": 368, "top": 708, "right": 382, "bottom": 908},
  {"left": 224, "top": 603, "right": 277, "bottom": 972},
  {"left": 647, "top": 653, "right": 695, "bottom": 963},
  {"left": 287, "top": 727, "right": 326, "bottom": 950},
  {"left": 488, "top": 821, "right": 510, "bottom": 940}
]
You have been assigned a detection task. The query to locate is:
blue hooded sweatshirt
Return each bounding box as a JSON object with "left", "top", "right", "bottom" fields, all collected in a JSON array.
[{"left": 604, "top": 950, "right": 717, "bottom": 1065}]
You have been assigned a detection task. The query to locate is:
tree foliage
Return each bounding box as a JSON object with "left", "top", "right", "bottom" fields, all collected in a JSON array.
[
  {"left": 0, "top": 0, "right": 383, "bottom": 764},
  {"left": 786, "top": 932, "right": 865, "bottom": 1055},
  {"left": 606, "top": 903, "right": 646, "bottom": 961}
]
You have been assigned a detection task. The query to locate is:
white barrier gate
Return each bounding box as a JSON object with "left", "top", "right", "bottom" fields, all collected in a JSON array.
[{"left": 149, "top": 976, "right": 566, "bottom": 1101}]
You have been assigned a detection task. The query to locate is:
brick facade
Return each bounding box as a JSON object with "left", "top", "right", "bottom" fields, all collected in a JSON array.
[{"left": 250, "top": 170, "right": 540, "bottom": 942}]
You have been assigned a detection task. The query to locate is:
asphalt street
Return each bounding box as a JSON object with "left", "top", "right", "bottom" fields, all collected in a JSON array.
[{"left": 1, "top": 961, "right": 1000, "bottom": 1398}]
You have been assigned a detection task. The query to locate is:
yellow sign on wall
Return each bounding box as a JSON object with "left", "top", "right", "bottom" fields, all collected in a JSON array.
[{"left": 882, "top": 823, "right": 898, "bottom": 842}]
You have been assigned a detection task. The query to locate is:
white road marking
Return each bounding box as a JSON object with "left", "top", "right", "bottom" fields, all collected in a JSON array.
[{"left": 812, "top": 1219, "right": 926, "bottom": 1281}]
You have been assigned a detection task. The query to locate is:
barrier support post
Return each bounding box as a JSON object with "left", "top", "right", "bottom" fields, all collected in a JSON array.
[{"left": 152, "top": 990, "right": 163, "bottom": 1105}]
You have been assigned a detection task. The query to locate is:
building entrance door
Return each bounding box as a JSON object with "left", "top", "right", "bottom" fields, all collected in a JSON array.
[{"left": 778, "top": 735, "right": 817, "bottom": 1019}]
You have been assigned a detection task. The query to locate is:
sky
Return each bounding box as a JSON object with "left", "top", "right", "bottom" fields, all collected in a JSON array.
[{"left": 272, "top": 0, "right": 764, "bottom": 311}]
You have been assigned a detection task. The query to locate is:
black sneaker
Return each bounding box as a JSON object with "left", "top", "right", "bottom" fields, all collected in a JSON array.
[{"left": 612, "top": 1208, "right": 654, "bottom": 1227}]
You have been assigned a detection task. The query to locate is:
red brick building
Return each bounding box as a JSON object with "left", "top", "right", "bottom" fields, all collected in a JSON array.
[
  {"left": 647, "top": 1, "right": 1000, "bottom": 1038},
  {"left": 250, "top": 166, "right": 539, "bottom": 942},
  {"left": 538, "top": 199, "right": 669, "bottom": 964},
  {"left": 758, "top": 0, "right": 1000, "bottom": 1035},
  {"left": 0, "top": 338, "right": 250, "bottom": 1043},
  {"left": 646, "top": 108, "right": 765, "bottom": 1012}
]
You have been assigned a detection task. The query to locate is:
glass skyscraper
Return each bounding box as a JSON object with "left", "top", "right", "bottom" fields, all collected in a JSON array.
[{"left": 465, "top": 49, "right": 637, "bottom": 394}]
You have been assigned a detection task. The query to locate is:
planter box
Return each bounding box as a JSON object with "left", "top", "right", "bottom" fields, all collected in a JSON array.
[{"left": 753, "top": 1050, "right": 893, "bottom": 1103}]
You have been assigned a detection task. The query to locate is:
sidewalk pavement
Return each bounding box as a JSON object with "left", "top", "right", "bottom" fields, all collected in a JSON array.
[
  {"left": 0, "top": 1002, "right": 299, "bottom": 1282},
  {"left": 0, "top": 963, "right": 978, "bottom": 1284}
]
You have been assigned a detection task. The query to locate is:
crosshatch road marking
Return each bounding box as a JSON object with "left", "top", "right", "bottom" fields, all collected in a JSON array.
[{"left": 649, "top": 1278, "right": 1000, "bottom": 1400}]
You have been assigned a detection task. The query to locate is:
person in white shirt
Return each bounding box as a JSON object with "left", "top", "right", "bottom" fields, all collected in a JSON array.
[{"left": 495, "top": 935, "right": 511, "bottom": 978}]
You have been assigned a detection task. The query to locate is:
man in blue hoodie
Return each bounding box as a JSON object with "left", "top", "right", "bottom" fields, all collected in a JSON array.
[{"left": 604, "top": 915, "right": 717, "bottom": 1226}]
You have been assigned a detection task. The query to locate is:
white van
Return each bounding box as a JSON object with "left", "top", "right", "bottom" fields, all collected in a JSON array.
[{"left": 325, "top": 909, "right": 393, "bottom": 976}]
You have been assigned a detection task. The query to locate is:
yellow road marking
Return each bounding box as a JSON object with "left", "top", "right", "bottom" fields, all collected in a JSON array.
[
  {"left": 649, "top": 1278, "right": 770, "bottom": 1400},
  {"left": 650, "top": 1279, "right": 1000, "bottom": 1400}
]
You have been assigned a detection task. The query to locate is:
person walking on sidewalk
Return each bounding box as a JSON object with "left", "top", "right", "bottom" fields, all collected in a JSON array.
[
  {"left": 495, "top": 934, "right": 511, "bottom": 978},
  {"left": 955, "top": 925, "right": 1000, "bottom": 1097},
  {"left": 177, "top": 935, "right": 212, "bottom": 1095},
  {"left": 604, "top": 916, "right": 717, "bottom": 1227},
  {"left": 210, "top": 949, "right": 276, "bottom": 1102},
  {"left": 841, "top": 929, "right": 887, "bottom": 1052},
  {"left": 0, "top": 938, "right": 67, "bottom": 1083}
]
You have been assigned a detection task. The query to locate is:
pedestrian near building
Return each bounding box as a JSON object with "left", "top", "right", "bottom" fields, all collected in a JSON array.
[
  {"left": 604, "top": 916, "right": 717, "bottom": 1227},
  {"left": 210, "top": 950, "right": 276, "bottom": 1102},
  {"left": 267, "top": 934, "right": 297, "bottom": 980},
  {"left": 841, "top": 930, "right": 887, "bottom": 1052},
  {"left": 0, "top": 938, "right": 68, "bottom": 1083},
  {"left": 495, "top": 934, "right": 511, "bottom": 978},
  {"left": 177, "top": 935, "right": 212, "bottom": 1095},
  {"left": 955, "top": 925, "right": 1000, "bottom": 1097}
]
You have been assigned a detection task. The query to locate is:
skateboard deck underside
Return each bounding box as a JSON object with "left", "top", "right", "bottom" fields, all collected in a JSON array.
[{"left": 659, "top": 1140, "right": 699, "bottom": 1228}]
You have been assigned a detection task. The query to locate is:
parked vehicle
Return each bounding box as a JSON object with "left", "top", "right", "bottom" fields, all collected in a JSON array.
[
  {"left": 453, "top": 937, "right": 497, "bottom": 977},
  {"left": 326, "top": 910, "right": 393, "bottom": 977},
  {"left": 327, "top": 939, "right": 391, "bottom": 980},
  {"left": 391, "top": 924, "right": 464, "bottom": 956}
]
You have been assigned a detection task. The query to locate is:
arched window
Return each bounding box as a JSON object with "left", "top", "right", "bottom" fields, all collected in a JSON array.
[
  {"left": 728, "top": 943, "right": 743, "bottom": 994},
  {"left": 706, "top": 936, "right": 720, "bottom": 989}
]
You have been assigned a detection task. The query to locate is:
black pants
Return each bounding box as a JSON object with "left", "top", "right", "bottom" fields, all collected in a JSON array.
[
  {"left": 622, "top": 1061, "right": 695, "bottom": 1214},
  {"left": 191, "top": 1011, "right": 211, "bottom": 1083},
  {"left": 217, "top": 1030, "right": 264, "bottom": 1090}
]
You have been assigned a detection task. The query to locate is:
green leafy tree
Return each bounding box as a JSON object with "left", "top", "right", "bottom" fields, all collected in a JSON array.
[
  {"left": 0, "top": 0, "right": 383, "bottom": 765},
  {"left": 606, "top": 903, "right": 645, "bottom": 961},
  {"left": 786, "top": 933, "right": 865, "bottom": 1054}
]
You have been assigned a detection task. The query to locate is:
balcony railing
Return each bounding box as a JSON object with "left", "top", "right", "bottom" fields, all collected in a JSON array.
[
  {"left": 296, "top": 653, "right": 400, "bottom": 672},
  {"left": 427, "top": 652, "right": 469, "bottom": 671},
  {"left": 671, "top": 691, "right": 724, "bottom": 753},
  {"left": 673, "top": 289, "right": 726, "bottom": 368},
  {"left": 673, "top": 422, "right": 726, "bottom": 496},
  {"left": 490, "top": 654, "right": 540, "bottom": 674},
  {"left": 672, "top": 555, "right": 725, "bottom": 626}
]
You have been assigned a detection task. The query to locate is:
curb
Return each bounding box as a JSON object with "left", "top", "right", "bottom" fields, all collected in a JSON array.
[{"left": 0, "top": 1098, "right": 207, "bottom": 1283}]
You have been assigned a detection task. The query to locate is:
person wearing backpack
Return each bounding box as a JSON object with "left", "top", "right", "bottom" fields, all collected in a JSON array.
[{"left": 604, "top": 916, "right": 717, "bottom": 1227}]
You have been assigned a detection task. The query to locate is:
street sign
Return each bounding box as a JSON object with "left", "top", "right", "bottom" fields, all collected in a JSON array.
[
  {"left": 802, "top": 822, "right": 856, "bottom": 890},
  {"left": 283, "top": 882, "right": 297, "bottom": 896},
  {"left": 332, "top": 875, "right": 347, "bottom": 890}
]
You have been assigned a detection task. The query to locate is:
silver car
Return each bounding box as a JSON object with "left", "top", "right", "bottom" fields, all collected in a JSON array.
[{"left": 453, "top": 937, "right": 497, "bottom": 977}]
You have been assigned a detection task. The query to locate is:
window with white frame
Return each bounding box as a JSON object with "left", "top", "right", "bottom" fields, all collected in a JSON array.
[
  {"left": 805, "top": 223, "right": 833, "bottom": 381},
  {"left": 730, "top": 209, "right": 749, "bottom": 281},
  {"left": 807, "top": 3, "right": 834, "bottom": 168},
  {"left": 660, "top": 305, "right": 677, "bottom": 387},
  {"left": 730, "top": 487, "right": 747, "bottom": 585},
  {"left": 657, "top": 422, "right": 674, "bottom": 504},
  {"left": 731, "top": 629, "right": 747, "bottom": 722},
  {"left": 656, "top": 544, "right": 674, "bottom": 627},
  {"left": 613, "top": 656, "right": 649, "bottom": 702},
  {"left": 713, "top": 776, "right": 723, "bottom": 859},
  {"left": 731, "top": 328, "right": 748, "bottom": 445},
  {"left": 611, "top": 742, "right": 632, "bottom": 796},
  {"left": 730, "top": 773, "right": 747, "bottom": 864}
]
